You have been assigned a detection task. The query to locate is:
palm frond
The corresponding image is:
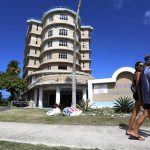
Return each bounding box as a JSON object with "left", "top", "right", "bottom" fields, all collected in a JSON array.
[{"left": 113, "top": 96, "right": 134, "bottom": 113}]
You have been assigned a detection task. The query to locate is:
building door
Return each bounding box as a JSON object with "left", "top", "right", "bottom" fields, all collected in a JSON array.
[
  {"left": 60, "top": 93, "right": 72, "bottom": 108},
  {"left": 48, "top": 93, "right": 56, "bottom": 107},
  {"left": 60, "top": 89, "right": 82, "bottom": 108}
]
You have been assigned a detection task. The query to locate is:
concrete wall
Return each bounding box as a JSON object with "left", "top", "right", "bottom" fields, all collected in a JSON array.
[{"left": 93, "top": 72, "right": 133, "bottom": 102}]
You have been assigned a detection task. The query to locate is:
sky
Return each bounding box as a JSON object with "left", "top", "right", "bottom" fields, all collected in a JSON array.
[{"left": 0, "top": 0, "right": 150, "bottom": 80}]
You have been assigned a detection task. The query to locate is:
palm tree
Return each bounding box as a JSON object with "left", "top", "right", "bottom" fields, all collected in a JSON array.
[
  {"left": 113, "top": 96, "right": 134, "bottom": 113},
  {"left": 6, "top": 60, "right": 21, "bottom": 75}
]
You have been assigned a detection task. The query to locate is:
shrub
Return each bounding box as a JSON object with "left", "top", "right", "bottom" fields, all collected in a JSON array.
[
  {"left": 0, "top": 99, "right": 9, "bottom": 106},
  {"left": 113, "top": 96, "right": 134, "bottom": 113},
  {"left": 77, "top": 99, "right": 92, "bottom": 112}
]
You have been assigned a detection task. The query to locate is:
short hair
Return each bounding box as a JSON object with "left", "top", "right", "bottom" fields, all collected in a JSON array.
[
  {"left": 144, "top": 55, "right": 150, "bottom": 63},
  {"left": 135, "top": 61, "right": 143, "bottom": 69}
]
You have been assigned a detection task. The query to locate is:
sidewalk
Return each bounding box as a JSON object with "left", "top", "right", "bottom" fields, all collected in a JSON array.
[
  {"left": 0, "top": 122, "right": 150, "bottom": 150},
  {"left": 0, "top": 106, "right": 10, "bottom": 112}
]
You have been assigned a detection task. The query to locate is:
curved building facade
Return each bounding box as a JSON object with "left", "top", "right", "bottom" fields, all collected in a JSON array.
[{"left": 23, "top": 7, "right": 93, "bottom": 108}]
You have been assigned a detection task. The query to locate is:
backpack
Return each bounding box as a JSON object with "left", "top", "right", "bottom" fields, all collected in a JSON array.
[
  {"left": 130, "top": 82, "right": 136, "bottom": 94},
  {"left": 130, "top": 74, "right": 139, "bottom": 101}
]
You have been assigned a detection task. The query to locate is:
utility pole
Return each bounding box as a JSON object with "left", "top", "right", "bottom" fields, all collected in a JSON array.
[{"left": 72, "top": 0, "right": 82, "bottom": 107}]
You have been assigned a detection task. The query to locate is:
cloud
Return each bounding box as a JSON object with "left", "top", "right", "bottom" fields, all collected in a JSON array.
[
  {"left": 143, "top": 10, "right": 150, "bottom": 25},
  {"left": 113, "top": 0, "right": 125, "bottom": 9}
]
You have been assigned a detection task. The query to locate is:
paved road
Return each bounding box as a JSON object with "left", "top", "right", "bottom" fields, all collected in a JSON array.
[
  {"left": 0, "top": 106, "right": 10, "bottom": 111},
  {"left": 0, "top": 122, "right": 150, "bottom": 150}
]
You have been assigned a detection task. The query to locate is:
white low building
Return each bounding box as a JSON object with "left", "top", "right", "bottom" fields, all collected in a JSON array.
[{"left": 88, "top": 67, "right": 135, "bottom": 108}]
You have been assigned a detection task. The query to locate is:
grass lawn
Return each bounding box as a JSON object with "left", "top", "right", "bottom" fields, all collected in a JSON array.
[
  {"left": 0, "top": 141, "right": 96, "bottom": 150},
  {"left": 0, "top": 108, "right": 149, "bottom": 126}
]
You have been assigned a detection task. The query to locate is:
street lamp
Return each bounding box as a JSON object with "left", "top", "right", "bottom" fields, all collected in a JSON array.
[{"left": 72, "top": 0, "right": 82, "bottom": 107}]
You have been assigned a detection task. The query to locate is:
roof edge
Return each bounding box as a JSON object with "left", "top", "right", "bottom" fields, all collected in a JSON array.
[
  {"left": 81, "top": 26, "right": 93, "bottom": 30},
  {"left": 27, "top": 19, "right": 42, "bottom": 24},
  {"left": 42, "top": 7, "right": 80, "bottom": 20},
  {"left": 88, "top": 67, "right": 135, "bottom": 84}
]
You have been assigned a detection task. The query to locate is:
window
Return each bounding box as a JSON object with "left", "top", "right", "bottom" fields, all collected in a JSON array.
[
  {"left": 58, "top": 65, "right": 67, "bottom": 70},
  {"left": 82, "top": 31, "right": 84, "bottom": 35},
  {"left": 34, "top": 60, "right": 36, "bottom": 65},
  {"left": 83, "top": 53, "right": 85, "bottom": 58},
  {"left": 35, "top": 49, "right": 37, "bottom": 54},
  {"left": 45, "top": 66, "right": 51, "bottom": 70},
  {"left": 47, "top": 53, "right": 51, "bottom": 59},
  {"left": 59, "top": 52, "right": 67, "bottom": 59},
  {"left": 32, "top": 76, "right": 36, "bottom": 83},
  {"left": 48, "top": 30, "right": 53, "bottom": 37},
  {"left": 94, "top": 84, "right": 108, "bottom": 94},
  {"left": 60, "top": 14, "right": 68, "bottom": 20},
  {"left": 76, "top": 46, "right": 79, "bottom": 52},
  {"left": 40, "top": 58, "right": 43, "bottom": 63},
  {"left": 48, "top": 41, "right": 52, "bottom": 47},
  {"left": 76, "top": 59, "right": 79, "bottom": 64},
  {"left": 59, "top": 39, "right": 67, "bottom": 46},
  {"left": 83, "top": 63, "right": 85, "bottom": 68},
  {"left": 42, "top": 34, "right": 45, "bottom": 40},
  {"left": 36, "top": 24, "right": 39, "bottom": 31},
  {"left": 49, "top": 16, "right": 53, "bottom": 21},
  {"left": 59, "top": 29, "right": 67, "bottom": 36},
  {"left": 36, "top": 35, "right": 38, "bottom": 44}
]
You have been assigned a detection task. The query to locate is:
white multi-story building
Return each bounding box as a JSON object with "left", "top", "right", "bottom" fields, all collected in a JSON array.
[{"left": 23, "top": 7, "right": 93, "bottom": 108}]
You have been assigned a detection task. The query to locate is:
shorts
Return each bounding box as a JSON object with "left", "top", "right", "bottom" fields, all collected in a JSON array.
[{"left": 144, "top": 104, "right": 150, "bottom": 109}]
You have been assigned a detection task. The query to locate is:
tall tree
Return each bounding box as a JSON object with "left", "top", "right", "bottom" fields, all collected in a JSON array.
[
  {"left": 6, "top": 60, "right": 21, "bottom": 75},
  {"left": 0, "top": 72, "right": 5, "bottom": 90},
  {"left": 0, "top": 91, "right": 2, "bottom": 101},
  {"left": 0, "top": 60, "right": 28, "bottom": 101},
  {"left": 5, "top": 75, "right": 28, "bottom": 101}
]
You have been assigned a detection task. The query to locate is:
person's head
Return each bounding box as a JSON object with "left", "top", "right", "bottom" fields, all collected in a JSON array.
[
  {"left": 144, "top": 55, "right": 150, "bottom": 66},
  {"left": 135, "top": 61, "right": 144, "bottom": 71}
]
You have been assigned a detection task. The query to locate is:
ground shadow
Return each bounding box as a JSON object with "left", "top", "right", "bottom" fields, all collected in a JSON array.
[{"left": 119, "top": 123, "right": 150, "bottom": 137}]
